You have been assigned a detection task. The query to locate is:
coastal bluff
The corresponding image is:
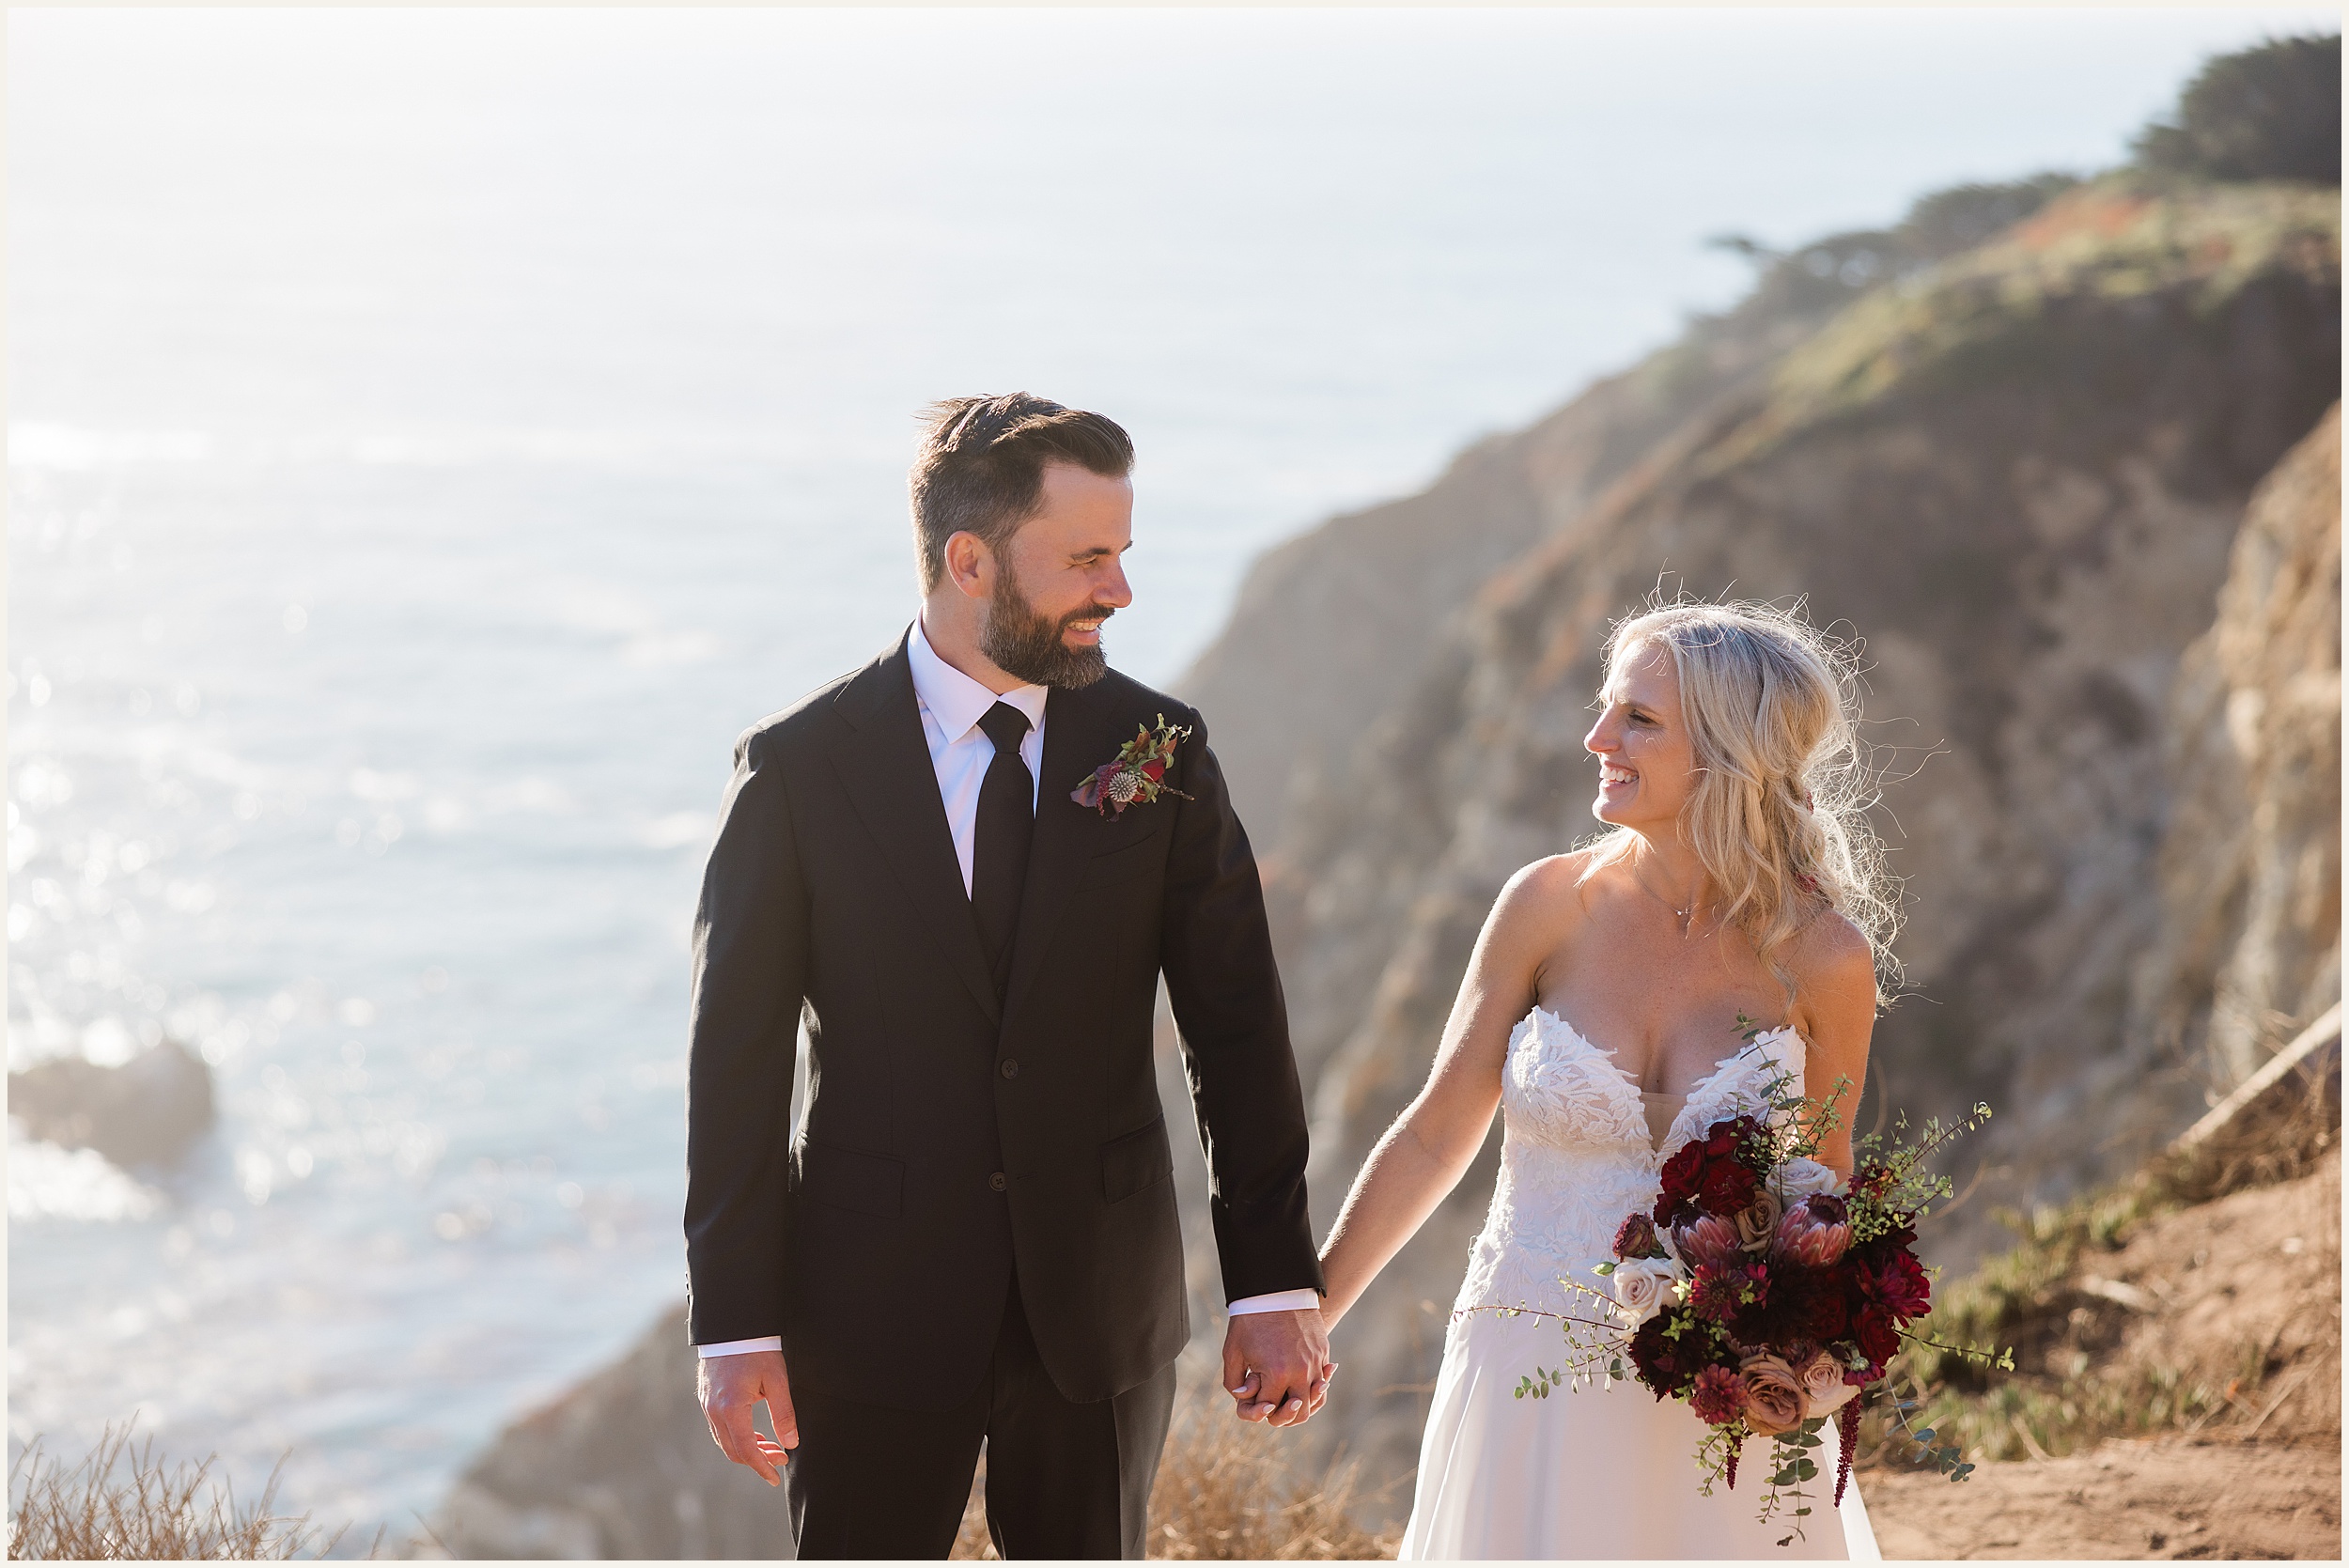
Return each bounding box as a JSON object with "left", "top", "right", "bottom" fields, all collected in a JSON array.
[
  {"left": 428, "top": 178, "right": 2339, "bottom": 1560},
  {"left": 1177, "top": 176, "right": 2339, "bottom": 1506}
]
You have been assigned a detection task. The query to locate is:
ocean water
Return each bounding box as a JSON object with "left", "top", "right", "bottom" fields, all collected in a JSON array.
[{"left": 8, "top": 7, "right": 2324, "bottom": 1543}]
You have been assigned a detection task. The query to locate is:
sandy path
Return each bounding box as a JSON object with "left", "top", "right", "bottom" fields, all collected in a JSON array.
[{"left": 1864, "top": 1437, "right": 2341, "bottom": 1560}]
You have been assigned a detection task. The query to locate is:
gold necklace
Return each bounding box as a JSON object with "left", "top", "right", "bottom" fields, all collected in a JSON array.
[{"left": 1630, "top": 871, "right": 1712, "bottom": 933}]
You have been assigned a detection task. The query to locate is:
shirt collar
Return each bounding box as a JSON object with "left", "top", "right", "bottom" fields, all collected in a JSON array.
[{"left": 908, "top": 616, "right": 1049, "bottom": 741}]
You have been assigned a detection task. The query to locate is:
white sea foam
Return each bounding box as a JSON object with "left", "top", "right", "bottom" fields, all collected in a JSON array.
[{"left": 7, "top": 1135, "right": 163, "bottom": 1222}]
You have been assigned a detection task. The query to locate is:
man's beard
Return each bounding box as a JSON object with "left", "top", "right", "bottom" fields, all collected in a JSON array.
[{"left": 980, "top": 565, "right": 1112, "bottom": 690}]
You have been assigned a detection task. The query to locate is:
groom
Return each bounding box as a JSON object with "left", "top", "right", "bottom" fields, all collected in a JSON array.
[{"left": 684, "top": 394, "right": 1330, "bottom": 1559}]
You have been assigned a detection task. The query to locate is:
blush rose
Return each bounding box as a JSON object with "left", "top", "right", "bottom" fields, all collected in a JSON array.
[{"left": 1737, "top": 1352, "right": 1808, "bottom": 1436}]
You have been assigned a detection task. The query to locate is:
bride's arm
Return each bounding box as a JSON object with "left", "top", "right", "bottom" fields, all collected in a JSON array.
[
  {"left": 1315, "top": 861, "right": 1569, "bottom": 1327},
  {"left": 1790, "top": 912, "right": 1878, "bottom": 1177}
]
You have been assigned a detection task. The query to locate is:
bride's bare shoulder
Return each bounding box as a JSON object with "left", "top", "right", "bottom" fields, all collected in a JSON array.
[
  {"left": 1785, "top": 906, "right": 1878, "bottom": 1010},
  {"left": 1489, "top": 849, "right": 1605, "bottom": 934}
]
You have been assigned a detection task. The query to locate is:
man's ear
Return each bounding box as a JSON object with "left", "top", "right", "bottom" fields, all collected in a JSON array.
[{"left": 942, "top": 532, "right": 994, "bottom": 600}]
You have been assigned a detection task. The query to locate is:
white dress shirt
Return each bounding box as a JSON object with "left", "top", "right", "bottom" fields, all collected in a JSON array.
[{"left": 697, "top": 619, "right": 1317, "bottom": 1358}]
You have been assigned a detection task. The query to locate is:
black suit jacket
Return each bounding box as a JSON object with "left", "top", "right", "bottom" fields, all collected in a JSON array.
[{"left": 683, "top": 630, "right": 1323, "bottom": 1409}]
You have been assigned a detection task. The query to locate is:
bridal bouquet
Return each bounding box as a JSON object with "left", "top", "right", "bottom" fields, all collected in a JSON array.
[{"left": 1517, "top": 1029, "right": 2004, "bottom": 1542}]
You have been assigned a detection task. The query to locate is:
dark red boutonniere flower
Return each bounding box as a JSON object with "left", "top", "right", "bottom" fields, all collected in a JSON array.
[{"left": 1072, "top": 713, "right": 1196, "bottom": 817}]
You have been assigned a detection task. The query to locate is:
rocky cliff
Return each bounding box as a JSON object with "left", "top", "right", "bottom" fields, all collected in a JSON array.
[
  {"left": 1176, "top": 176, "right": 2341, "bottom": 1503},
  {"left": 2133, "top": 404, "right": 2341, "bottom": 1088}
]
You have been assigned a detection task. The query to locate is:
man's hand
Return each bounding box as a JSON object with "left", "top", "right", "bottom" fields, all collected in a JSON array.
[
  {"left": 1221, "top": 1307, "right": 1334, "bottom": 1428},
  {"left": 697, "top": 1349, "right": 797, "bottom": 1486}
]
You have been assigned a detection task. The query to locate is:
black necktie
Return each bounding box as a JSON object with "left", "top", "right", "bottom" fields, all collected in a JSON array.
[{"left": 972, "top": 702, "right": 1035, "bottom": 994}]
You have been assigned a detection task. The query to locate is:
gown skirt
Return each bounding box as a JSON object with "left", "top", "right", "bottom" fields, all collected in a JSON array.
[{"left": 1397, "top": 1309, "right": 1878, "bottom": 1560}]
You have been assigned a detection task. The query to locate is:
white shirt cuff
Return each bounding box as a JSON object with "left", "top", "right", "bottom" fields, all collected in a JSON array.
[
  {"left": 1226, "top": 1288, "right": 1322, "bottom": 1316},
  {"left": 695, "top": 1335, "right": 783, "bottom": 1358}
]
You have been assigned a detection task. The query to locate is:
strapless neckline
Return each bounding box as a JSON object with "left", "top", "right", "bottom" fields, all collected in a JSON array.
[{"left": 1526, "top": 1002, "right": 1801, "bottom": 1097}]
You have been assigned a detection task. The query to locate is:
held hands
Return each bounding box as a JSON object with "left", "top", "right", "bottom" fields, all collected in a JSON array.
[
  {"left": 697, "top": 1349, "right": 797, "bottom": 1486},
  {"left": 1221, "top": 1307, "right": 1334, "bottom": 1428}
]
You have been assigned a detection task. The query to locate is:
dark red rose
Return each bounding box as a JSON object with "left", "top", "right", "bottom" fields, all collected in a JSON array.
[
  {"left": 1142, "top": 759, "right": 1165, "bottom": 781},
  {"left": 1853, "top": 1305, "right": 1900, "bottom": 1367},
  {"left": 1698, "top": 1155, "right": 1761, "bottom": 1217},
  {"left": 1654, "top": 1144, "right": 1705, "bottom": 1228},
  {"left": 1655, "top": 1116, "right": 1765, "bottom": 1225}
]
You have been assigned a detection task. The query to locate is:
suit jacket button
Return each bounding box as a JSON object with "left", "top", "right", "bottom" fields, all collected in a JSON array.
[
  {"left": 989, "top": 1172, "right": 1007, "bottom": 1192},
  {"left": 1000, "top": 1059, "right": 1019, "bottom": 1079}
]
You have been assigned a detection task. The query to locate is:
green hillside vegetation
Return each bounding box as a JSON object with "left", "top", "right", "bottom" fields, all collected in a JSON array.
[{"left": 1727, "top": 180, "right": 2341, "bottom": 466}]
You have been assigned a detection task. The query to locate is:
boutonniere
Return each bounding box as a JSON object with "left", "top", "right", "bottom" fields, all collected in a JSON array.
[{"left": 1071, "top": 713, "right": 1195, "bottom": 817}]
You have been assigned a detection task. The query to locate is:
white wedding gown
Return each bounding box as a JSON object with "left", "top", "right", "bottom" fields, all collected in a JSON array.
[{"left": 1398, "top": 1007, "right": 1880, "bottom": 1560}]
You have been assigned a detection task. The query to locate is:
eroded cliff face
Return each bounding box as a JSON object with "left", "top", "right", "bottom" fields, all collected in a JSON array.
[
  {"left": 1184, "top": 294, "right": 1832, "bottom": 867},
  {"left": 1177, "top": 179, "right": 2341, "bottom": 1500},
  {"left": 2136, "top": 404, "right": 2341, "bottom": 1086}
]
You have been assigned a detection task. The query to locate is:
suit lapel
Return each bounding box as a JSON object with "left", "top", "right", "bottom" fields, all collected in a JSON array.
[
  {"left": 829, "top": 635, "right": 1002, "bottom": 1027},
  {"left": 1003, "top": 683, "right": 1113, "bottom": 1021}
]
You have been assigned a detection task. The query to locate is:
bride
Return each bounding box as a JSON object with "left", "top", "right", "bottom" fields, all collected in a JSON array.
[{"left": 1316, "top": 600, "right": 1895, "bottom": 1560}]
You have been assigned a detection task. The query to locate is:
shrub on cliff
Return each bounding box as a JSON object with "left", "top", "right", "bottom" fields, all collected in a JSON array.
[{"left": 2135, "top": 34, "right": 2341, "bottom": 186}]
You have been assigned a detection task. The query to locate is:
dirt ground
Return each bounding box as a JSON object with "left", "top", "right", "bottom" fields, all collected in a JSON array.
[
  {"left": 1864, "top": 1436, "right": 2341, "bottom": 1560},
  {"left": 1868, "top": 1139, "right": 2341, "bottom": 1560}
]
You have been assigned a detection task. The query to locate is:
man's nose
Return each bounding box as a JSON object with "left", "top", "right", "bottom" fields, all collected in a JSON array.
[{"left": 1097, "top": 561, "right": 1134, "bottom": 609}]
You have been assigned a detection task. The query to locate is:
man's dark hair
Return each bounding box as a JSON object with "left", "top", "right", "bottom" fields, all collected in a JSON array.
[{"left": 910, "top": 394, "right": 1134, "bottom": 592}]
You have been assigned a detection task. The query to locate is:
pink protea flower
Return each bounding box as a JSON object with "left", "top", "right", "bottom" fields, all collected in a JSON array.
[
  {"left": 1688, "top": 1364, "right": 1747, "bottom": 1426},
  {"left": 1672, "top": 1212, "right": 1742, "bottom": 1273},
  {"left": 1773, "top": 1192, "right": 1854, "bottom": 1268}
]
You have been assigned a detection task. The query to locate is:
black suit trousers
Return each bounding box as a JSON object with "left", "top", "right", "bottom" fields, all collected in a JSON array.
[{"left": 784, "top": 1281, "right": 1177, "bottom": 1560}]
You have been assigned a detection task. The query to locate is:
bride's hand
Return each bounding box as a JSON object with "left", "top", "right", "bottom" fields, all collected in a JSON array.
[{"left": 1221, "top": 1307, "right": 1333, "bottom": 1427}]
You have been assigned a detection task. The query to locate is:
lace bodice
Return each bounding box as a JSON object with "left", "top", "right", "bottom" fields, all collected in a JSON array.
[{"left": 1454, "top": 1007, "right": 1806, "bottom": 1317}]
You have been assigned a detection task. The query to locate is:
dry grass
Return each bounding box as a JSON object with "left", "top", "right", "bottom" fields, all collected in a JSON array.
[
  {"left": 948, "top": 1403, "right": 1400, "bottom": 1560},
  {"left": 7, "top": 1423, "right": 372, "bottom": 1560}
]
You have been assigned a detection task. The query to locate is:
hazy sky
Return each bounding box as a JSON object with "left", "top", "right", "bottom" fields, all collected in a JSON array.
[{"left": 11, "top": 5, "right": 2338, "bottom": 668}]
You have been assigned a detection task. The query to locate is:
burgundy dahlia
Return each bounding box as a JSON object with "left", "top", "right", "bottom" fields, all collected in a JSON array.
[
  {"left": 1866, "top": 1248, "right": 1933, "bottom": 1322},
  {"left": 1853, "top": 1304, "right": 1901, "bottom": 1369},
  {"left": 1688, "top": 1262, "right": 1768, "bottom": 1326},
  {"left": 1688, "top": 1364, "right": 1747, "bottom": 1426},
  {"left": 1627, "top": 1312, "right": 1712, "bottom": 1398}
]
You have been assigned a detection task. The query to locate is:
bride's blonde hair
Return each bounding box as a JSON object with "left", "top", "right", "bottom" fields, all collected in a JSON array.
[{"left": 1582, "top": 598, "right": 1901, "bottom": 1004}]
